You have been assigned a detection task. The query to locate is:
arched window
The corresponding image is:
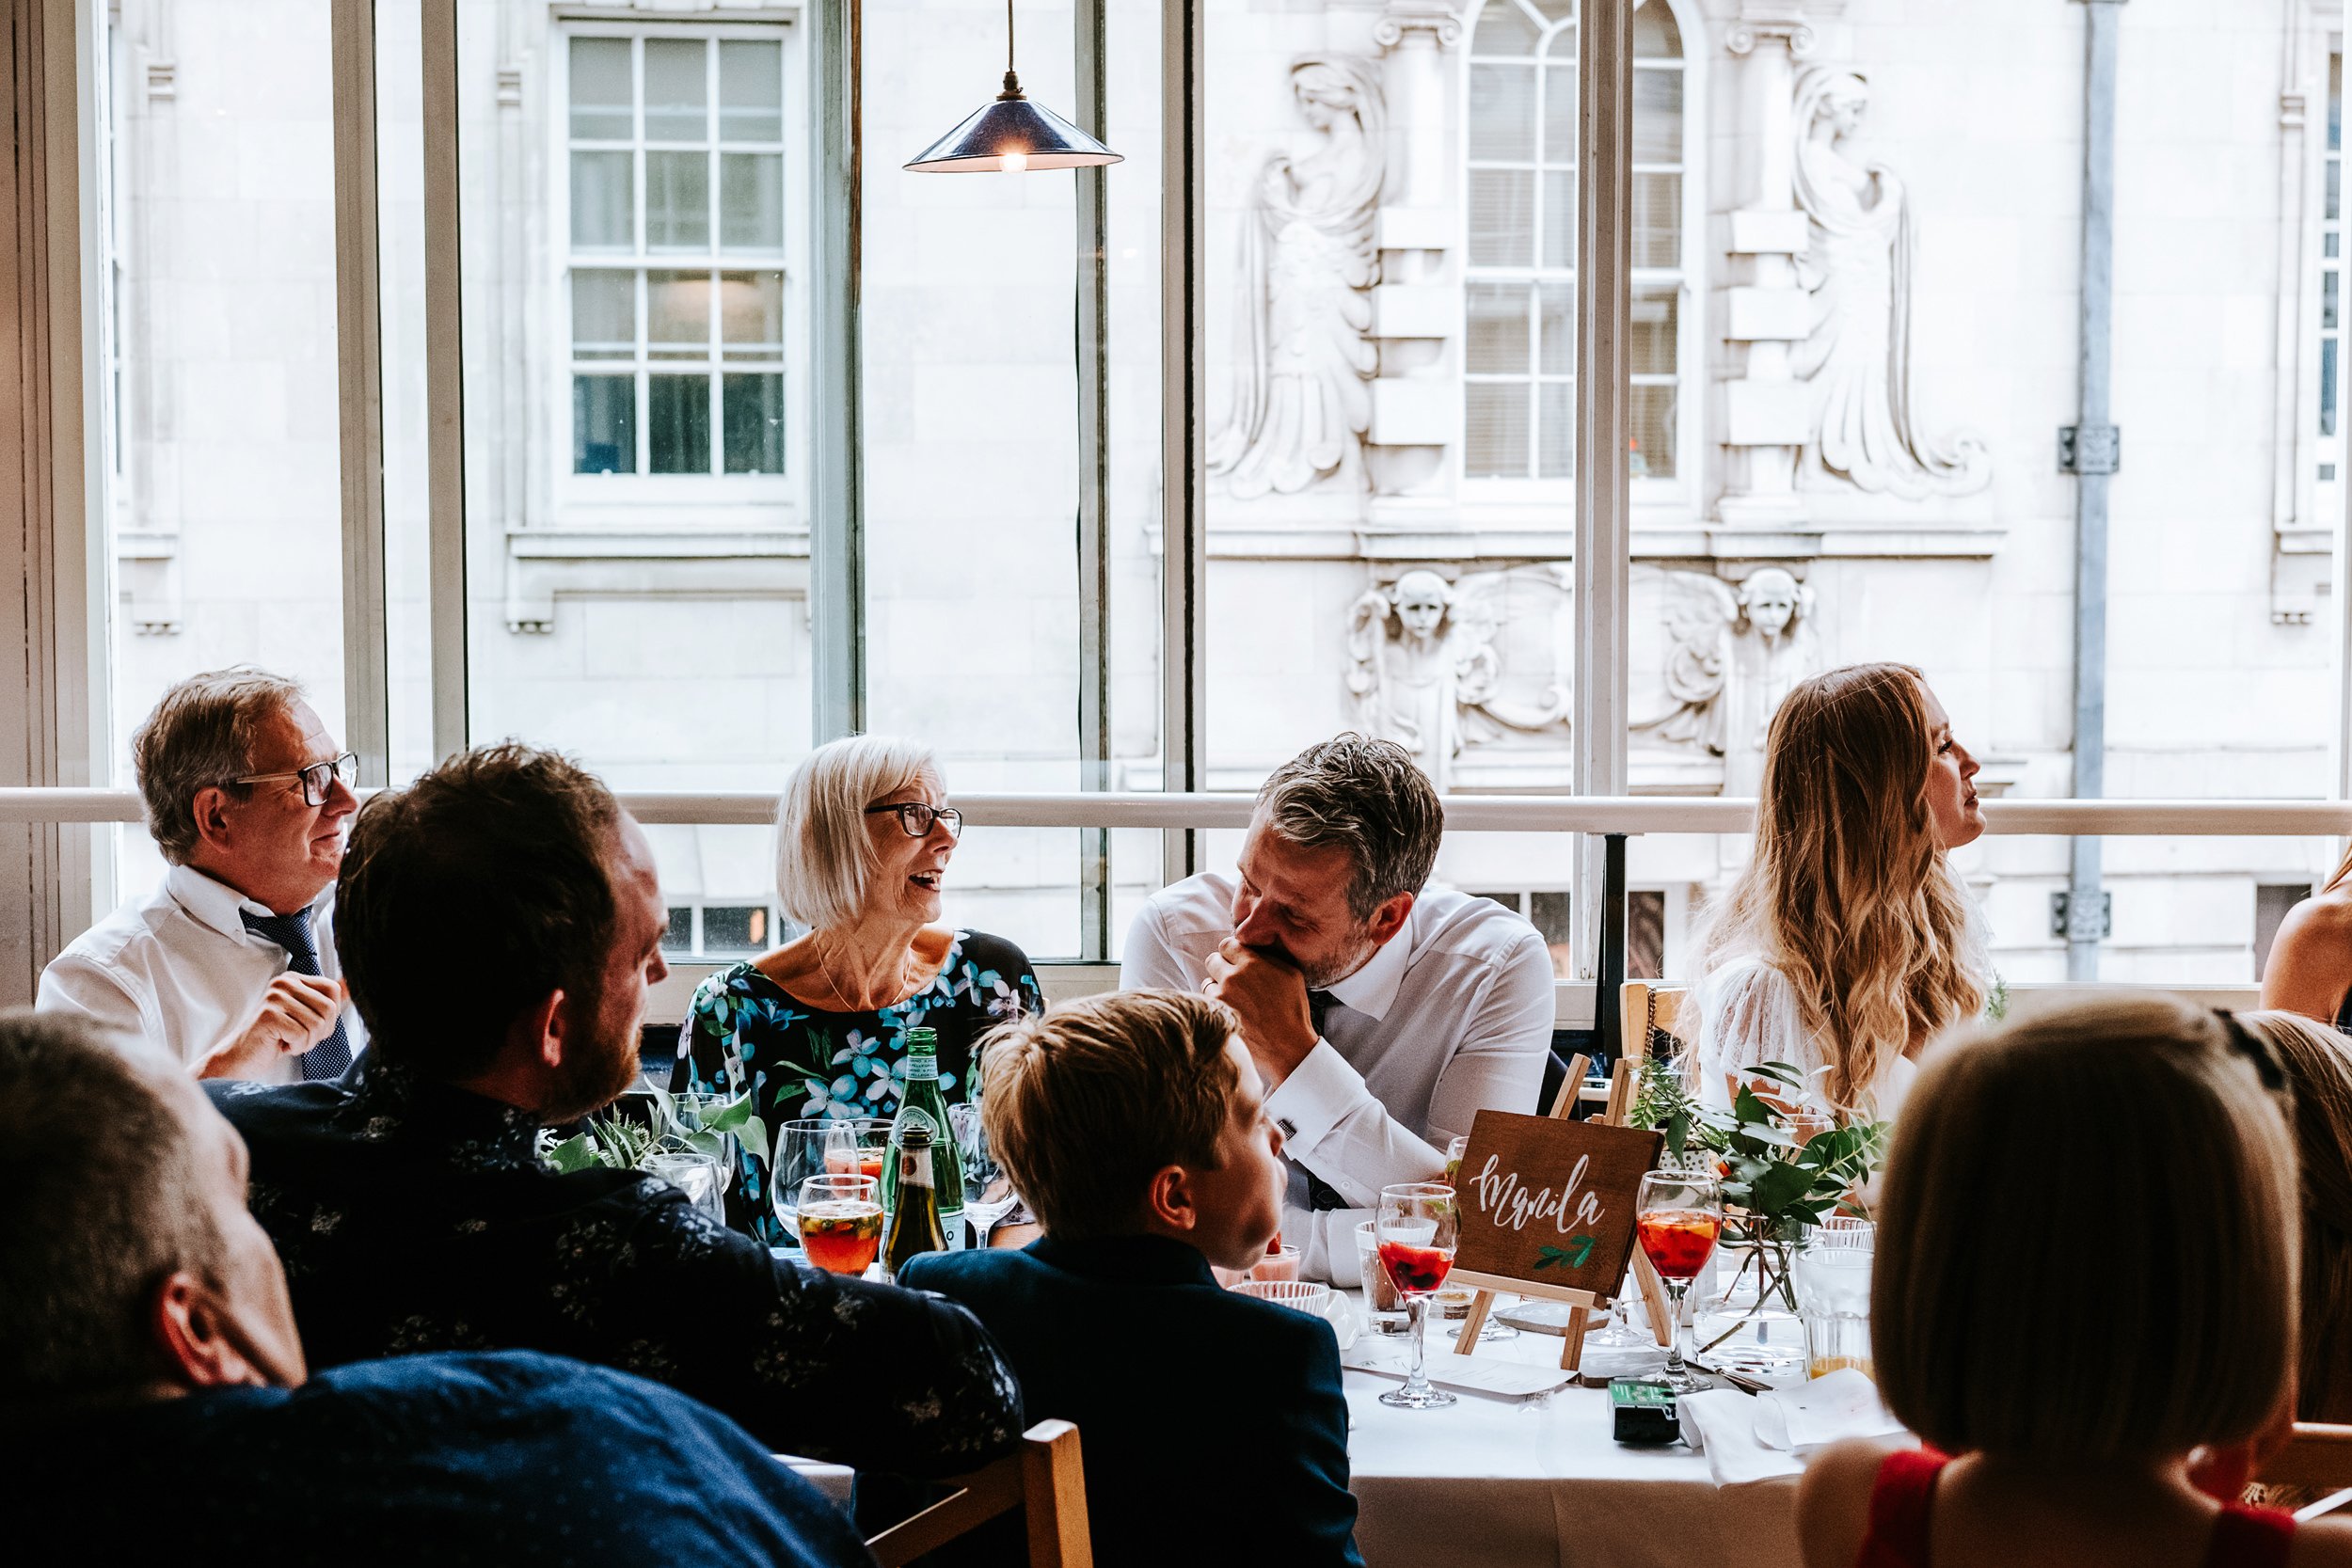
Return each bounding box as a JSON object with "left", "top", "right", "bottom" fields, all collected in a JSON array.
[{"left": 1464, "top": 0, "right": 1686, "bottom": 485}]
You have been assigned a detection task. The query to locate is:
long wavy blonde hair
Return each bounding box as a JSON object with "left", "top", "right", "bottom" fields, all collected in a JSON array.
[{"left": 1702, "top": 662, "right": 1986, "bottom": 1113}]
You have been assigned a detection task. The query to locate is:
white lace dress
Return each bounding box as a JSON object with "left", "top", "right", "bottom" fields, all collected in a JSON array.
[{"left": 1688, "top": 953, "right": 1917, "bottom": 1121}]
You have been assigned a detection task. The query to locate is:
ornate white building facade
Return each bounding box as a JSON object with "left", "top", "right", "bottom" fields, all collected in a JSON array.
[{"left": 93, "top": 0, "right": 2352, "bottom": 987}]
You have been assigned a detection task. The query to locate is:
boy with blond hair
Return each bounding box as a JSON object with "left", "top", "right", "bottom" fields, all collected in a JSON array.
[{"left": 902, "top": 989, "right": 1363, "bottom": 1568}]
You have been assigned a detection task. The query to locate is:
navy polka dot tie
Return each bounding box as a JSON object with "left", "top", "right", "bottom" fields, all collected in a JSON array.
[{"left": 242, "top": 907, "right": 353, "bottom": 1082}]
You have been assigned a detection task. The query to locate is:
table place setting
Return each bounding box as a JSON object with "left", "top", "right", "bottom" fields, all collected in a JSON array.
[{"left": 1677, "top": 1368, "right": 1906, "bottom": 1487}]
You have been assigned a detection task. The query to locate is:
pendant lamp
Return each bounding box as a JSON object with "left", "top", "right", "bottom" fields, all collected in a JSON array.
[{"left": 904, "top": 0, "right": 1121, "bottom": 173}]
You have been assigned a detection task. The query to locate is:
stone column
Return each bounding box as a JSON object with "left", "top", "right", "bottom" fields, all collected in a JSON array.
[{"left": 1715, "top": 6, "right": 1820, "bottom": 531}]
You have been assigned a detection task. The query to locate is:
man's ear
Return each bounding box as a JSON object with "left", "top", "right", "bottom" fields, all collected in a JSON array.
[
  {"left": 151, "top": 1271, "right": 265, "bottom": 1390},
  {"left": 1365, "top": 891, "right": 1415, "bottom": 948},
  {"left": 1141, "top": 1164, "right": 1199, "bottom": 1234},
  {"left": 188, "top": 786, "right": 237, "bottom": 856},
  {"left": 513, "top": 988, "right": 567, "bottom": 1069}
]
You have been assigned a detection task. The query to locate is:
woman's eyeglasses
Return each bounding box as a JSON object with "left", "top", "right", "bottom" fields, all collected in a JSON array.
[
  {"left": 865, "top": 801, "right": 962, "bottom": 839},
  {"left": 230, "top": 751, "right": 359, "bottom": 808}
]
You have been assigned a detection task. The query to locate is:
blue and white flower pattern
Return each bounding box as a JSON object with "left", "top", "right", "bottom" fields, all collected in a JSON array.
[{"left": 673, "top": 930, "right": 1044, "bottom": 1241}]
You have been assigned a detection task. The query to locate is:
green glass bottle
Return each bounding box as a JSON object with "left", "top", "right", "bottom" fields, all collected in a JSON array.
[
  {"left": 882, "top": 1027, "right": 966, "bottom": 1249},
  {"left": 881, "top": 1121, "right": 950, "bottom": 1281}
]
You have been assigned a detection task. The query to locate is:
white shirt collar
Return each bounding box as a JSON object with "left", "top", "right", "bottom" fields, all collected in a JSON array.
[
  {"left": 165, "top": 863, "right": 302, "bottom": 944},
  {"left": 1324, "top": 900, "right": 1418, "bottom": 1022}
]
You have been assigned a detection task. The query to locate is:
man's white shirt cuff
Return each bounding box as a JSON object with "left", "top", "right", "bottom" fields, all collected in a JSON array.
[{"left": 1263, "top": 1038, "right": 1374, "bottom": 1154}]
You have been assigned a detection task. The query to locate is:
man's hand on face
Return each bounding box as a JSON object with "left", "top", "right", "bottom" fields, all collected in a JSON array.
[
  {"left": 198, "top": 974, "right": 346, "bottom": 1081},
  {"left": 1203, "top": 938, "right": 1320, "bottom": 1090}
]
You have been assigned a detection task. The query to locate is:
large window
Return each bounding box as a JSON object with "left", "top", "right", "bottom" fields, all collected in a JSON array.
[
  {"left": 48, "top": 0, "right": 2352, "bottom": 1002},
  {"left": 1463, "top": 0, "right": 1685, "bottom": 487},
  {"left": 563, "top": 30, "right": 793, "bottom": 485}
]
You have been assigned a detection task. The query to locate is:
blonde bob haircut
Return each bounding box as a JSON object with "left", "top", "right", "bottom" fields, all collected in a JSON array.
[
  {"left": 773, "top": 735, "right": 941, "bottom": 930},
  {"left": 1874, "top": 994, "right": 2298, "bottom": 1463},
  {"left": 2238, "top": 1009, "right": 2352, "bottom": 1422}
]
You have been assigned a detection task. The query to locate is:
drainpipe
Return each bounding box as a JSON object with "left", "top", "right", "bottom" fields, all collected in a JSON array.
[{"left": 2063, "top": 0, "right": 2124, "bottom": 980}]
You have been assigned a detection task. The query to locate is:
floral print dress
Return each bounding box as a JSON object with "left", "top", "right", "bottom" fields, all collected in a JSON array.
[{"left": 672, "top": 928, "right": 1043, "bottom": 1242}]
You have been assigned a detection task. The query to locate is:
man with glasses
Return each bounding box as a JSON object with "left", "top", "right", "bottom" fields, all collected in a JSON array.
[{"left": 40, "top": 669, "right": 363, "bottom": 1082}]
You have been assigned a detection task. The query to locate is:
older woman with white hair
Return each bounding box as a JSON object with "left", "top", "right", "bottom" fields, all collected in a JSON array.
[{"left": 672, "top": 736, "right": 1042, "bottom": 1242}]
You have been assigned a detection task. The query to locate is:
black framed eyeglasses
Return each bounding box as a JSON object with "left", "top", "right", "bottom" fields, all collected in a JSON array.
[
  {"left": 865, "top": 801, "right": 962, "bottom": 839},
  {"left": 230, "top": 751, "right": 358, "bottom": 808}
]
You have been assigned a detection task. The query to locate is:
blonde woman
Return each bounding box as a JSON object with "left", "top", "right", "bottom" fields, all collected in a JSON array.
[
  {"left": 1797, "top": 996, "right": 2347, "bottom": 1568},
  {"left": 672, "top": 736, "right": 1042, "bottom": 1241},
  {"left": 2259, "top": 852, "right": 2352, "bottom": 1029},
  {"left": 2239, "top": 1010, "right": 2352, "bottom": 1427},
  {"left": 1692, "top": 662, "right": 1988, "bottom": 1120}
]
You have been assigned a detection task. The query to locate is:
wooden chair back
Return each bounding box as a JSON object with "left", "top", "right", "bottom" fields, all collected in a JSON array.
[
  {"left": 2260, "top": 1421, "right": 2352, "bottom": 1491},
  {"left": 866, "top": 1419, "right": 1092, "bottom": 1568},
  {"left": 1620, "top": 982, "right": 1691, "bottom": 1067}
]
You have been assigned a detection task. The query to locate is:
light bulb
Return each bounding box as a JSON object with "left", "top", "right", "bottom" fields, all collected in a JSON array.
[{"left": 1000, "top": 150, "right": 1029, "bottom": 174}]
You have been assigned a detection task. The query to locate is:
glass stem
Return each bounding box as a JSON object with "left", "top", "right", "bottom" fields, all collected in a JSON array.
[
  {"left": 1405, "top": 1294, "right": 1429, "bottom": 1392},
  {"left": 1662, "top": 1280, "right": 1690, "bottom": 1379}
]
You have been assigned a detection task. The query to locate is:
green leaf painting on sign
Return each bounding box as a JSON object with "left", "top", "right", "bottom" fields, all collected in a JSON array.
[{"left": 1534, "top": 1234, "right": 1597, "bottom": 1271}]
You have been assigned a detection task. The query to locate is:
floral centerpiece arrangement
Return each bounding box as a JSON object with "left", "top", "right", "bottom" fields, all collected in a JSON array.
[
  {"left": 1631, "top": 1053, "right": 1886, "bottom": 1349},
  {"left": 539, "top": 1082, "right": 766, "bottom": 1176}
]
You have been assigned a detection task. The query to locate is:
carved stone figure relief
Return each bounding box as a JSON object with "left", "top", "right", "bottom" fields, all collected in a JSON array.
[
  {"left": 1346, "top": 566, "right": 1571, "bottom": 790},
  {"left": 1209, "top": 56, "right": 1385, "bottom": 501},
  {"left": 1631, "top": 566, "right": 1823, "bottom": 796},
  {"left": 1790, "top": 67, "right": 1990, "bottom": 500}
]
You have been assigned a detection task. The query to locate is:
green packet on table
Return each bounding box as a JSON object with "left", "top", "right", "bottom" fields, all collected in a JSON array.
[{"left": 1610, "top": 1377, "right": 1680, "bottom": 1445}]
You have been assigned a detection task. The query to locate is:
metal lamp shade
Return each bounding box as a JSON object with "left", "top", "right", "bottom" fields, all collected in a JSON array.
[{"left": 904, "top": 89, "right": 1120, "bottom": 173}]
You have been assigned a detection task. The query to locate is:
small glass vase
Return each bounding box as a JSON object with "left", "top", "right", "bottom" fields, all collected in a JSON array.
[{"left": 1696, "top": 1223, "right": 1807, "bottom": 1385}]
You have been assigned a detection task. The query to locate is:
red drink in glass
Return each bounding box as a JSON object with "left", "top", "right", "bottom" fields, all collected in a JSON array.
[
  {"left": 799, "top": 1198, "right": 884, "bottom": 1275},
  {"left": 1637, "top": 1209, "right": 1722, "bottom": 1280},
  {"left": 824, "top": 1148, "right": 886, "bottom": 1182},
  {"left": 1377, "top": 1240, "right": 1454, "bottom": 1295}
]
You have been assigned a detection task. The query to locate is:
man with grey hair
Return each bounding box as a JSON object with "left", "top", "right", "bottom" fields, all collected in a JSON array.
[
  {"left": 1121, "top": 733, "right": 1554, "bottom": 1282},
  {"left": 38, "top": 668, "right": 361, "bottom": 1081}
]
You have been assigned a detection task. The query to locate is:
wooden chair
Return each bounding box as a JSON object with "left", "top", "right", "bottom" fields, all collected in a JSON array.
[
  {"left": 2258, "top": 1421, "right": 2352, "bottom": 1518},
  {"left": 1620, "top": 981, "right": 1691, "bottom": 1068},
  {"left": 866, "top": 1419, "right": 1092, "bottom": 1568}
]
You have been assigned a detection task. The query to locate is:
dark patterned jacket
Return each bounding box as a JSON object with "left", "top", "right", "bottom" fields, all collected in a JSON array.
[{"left": 211, "top": 1054, "right": 1023, "bottom": 1478}]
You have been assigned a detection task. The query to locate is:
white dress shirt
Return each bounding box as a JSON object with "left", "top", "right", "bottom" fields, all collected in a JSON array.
[
  {"left": 1122, "top": 874, "right": 1557, "bottom": 1283},
  {"left": 37, "top": 864, "right": 362, "bottom": 1080}
]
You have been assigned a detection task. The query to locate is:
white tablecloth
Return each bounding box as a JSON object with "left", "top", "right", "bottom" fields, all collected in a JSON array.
[{"left": 1341, "top": 1296, "right": 1804, "bottom": 1568}]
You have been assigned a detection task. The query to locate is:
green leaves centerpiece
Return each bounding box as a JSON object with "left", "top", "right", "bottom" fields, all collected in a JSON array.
[{"left": 1631, "top": 1055, "right": 1887, "bottom": 1333}]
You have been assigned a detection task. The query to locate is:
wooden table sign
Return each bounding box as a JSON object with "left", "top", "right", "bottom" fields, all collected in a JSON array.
[{"left": 1451, "top": 1058, "right": 1666, "bottom": 1372}]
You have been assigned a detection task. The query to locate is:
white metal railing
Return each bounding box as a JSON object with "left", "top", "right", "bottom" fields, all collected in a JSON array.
[{"left": 5, "top": 788, "right": 2351, "bottom": 835}]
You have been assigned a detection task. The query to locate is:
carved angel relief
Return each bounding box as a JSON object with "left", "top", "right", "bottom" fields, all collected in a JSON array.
[
  {"left": 1791, "top": 68, "right": 1990, "bottom": 499},
  {"left": 1347, "top": 567, "right": 1570, "bottom": 791},
  {"left": 1631, "top": 566, "right": 1823, "bottom": 795},
  {"left": 1209, "top": 56, "right": 1386, "bottom": 500}
]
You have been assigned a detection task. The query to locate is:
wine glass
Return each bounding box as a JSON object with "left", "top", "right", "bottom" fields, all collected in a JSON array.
[
  {"left": 1375, "top": 1181, "right": 1459, "bottom": 1410},
  {"left": 1636, "top": 1168, "right": 1724, "bottom": 1394},
  {"left": 771, "top": 1117, "right": 838, "bottom": 1240},
  {"left": 947, "top": 1101, "right": 1021, "bottom": 1239},
  {"left": 1438, "top": 1135, "right": 1516, "bottom": 1344},
  {"left": 796, "top": 1173, "right": 883, "bottom": 1275},
  {"left": 821, "top": 1117, "right": 891, "bottom": 1183}
]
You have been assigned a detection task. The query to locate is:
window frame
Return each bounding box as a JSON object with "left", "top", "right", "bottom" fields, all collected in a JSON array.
[
  {"left": 1456, "top": 0, "right": 1702, "bottom": 523},
  {"left": 547, "top": 17, "right": 808, "bottom": 528}
]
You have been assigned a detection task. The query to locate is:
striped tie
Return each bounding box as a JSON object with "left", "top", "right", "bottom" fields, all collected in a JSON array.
[{"left": 241, "top": 907, "right": 353, "bottom": 1082}]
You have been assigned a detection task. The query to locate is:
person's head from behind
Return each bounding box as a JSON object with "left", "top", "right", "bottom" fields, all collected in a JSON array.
[
  {"left": 979, "top": 990, "right": 1284, "bottom": 1272},
  {"left": 775, "top": 734, "right": 959, "bottom": 935},
  {"left": 1233, "top": 734, "right": 1442, "bottom": 989},
  {"left": 2237, "top": 1008, "right": 2352, "bottom": 1423},
  {"left": 1711, "top": 662, "right": 1985, "bottom": 1111},
  {"left": 1875, "top": 996, "right": 2296, "bottom": 1467},
  {"left": 134, "top": 668, "right": 359, "bottom": 915},
  {"left": 336, "top": 744, "right": 667, "bottom": 1121},
  {"left": 0, "top": 1013, "right": 306, "bottom": 1404}
]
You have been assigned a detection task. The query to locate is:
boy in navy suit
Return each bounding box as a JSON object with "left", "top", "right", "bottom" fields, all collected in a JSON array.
[{"left": 902, "top": 990, "right": 1363, "bottom": 1568}]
